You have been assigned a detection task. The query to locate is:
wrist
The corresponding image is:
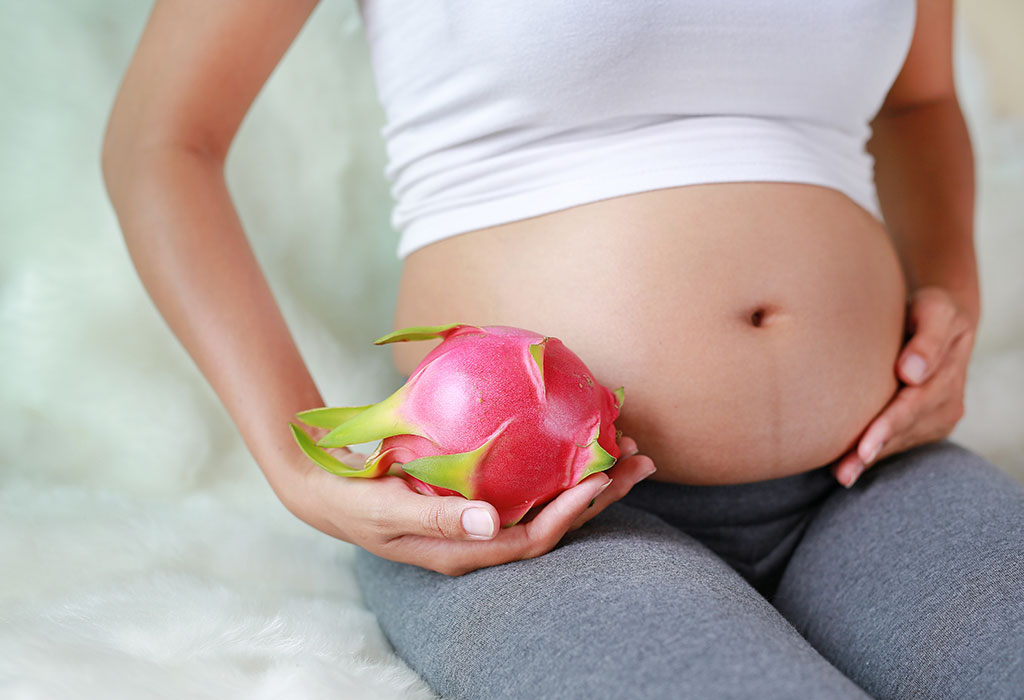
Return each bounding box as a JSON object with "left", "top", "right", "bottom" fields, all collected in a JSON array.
[
  {"left": 269, "top": 432, "right": 359, "bottom": 542},
  {"left": 275, "top": 457, "right": 338, "bottom": 535},
  {"left": 947, "top": 288, "right": 980, "bottom": 330},
  {"left": 910, "top": 282, "right": 980, "bottom": 329},
  {"left": 265, "top": 447, "right": 316, "bottom": 515},
  {"left": 906, "top": 252, "right": 979, "bottom": 325},
  {"left": 250, "top": 419, "right": 320, "bottom": 512}
]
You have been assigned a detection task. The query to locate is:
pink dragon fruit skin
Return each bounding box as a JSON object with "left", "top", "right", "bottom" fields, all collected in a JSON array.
[{"left": 290, "top": 323, "right": 624, "bottom": 527}]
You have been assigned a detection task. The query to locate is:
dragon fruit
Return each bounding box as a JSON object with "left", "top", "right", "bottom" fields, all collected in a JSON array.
[{"left": 290, "top": 323, "right": 624, "bottom": 526}]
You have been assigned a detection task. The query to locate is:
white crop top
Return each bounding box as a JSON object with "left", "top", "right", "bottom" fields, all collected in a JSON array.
[{"left": 354, "top": 0, "right": 917, "bottom": 260}]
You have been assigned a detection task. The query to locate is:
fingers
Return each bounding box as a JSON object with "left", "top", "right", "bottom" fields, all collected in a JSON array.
[
  {"left": 835, "top": 381, "right": 942, "bottom": 487},
  {"left": 569, "top": 452, "right": 656, "bottom": 531},
  {"left": 899, "top": 288, "right": 972, "bottom": 385},
  {"left": 363, "top": 435, "right": 649, "bottom": 575},
  {"left": 618, "top": 435, "right": 638, "bottom": 457},
  {"left": 834, "top": 287, "right": 976, "bottom": 488},
  {"left": 397, "top": 436, "right": 644, "bottom": 543},
  {"left": 383, "top": 475, "right": 613, "bottom": 577},
  {"left": 366, "top": 477, "right": 501, "bottom": 542},
  {"left": 831, "top": 388, "right": 918, "bottom": 488},
  {"left": 833, "top": 327, "right": 975, "bottom": 488},
  {"left": 878, "top": 329, "right": 972, "bottom": 457},
  {"left": 522, "top": 473, "right": 613, "bottom": 544},
  {"left": 830, "top": 449, "right": 862, "bottom": 489}
]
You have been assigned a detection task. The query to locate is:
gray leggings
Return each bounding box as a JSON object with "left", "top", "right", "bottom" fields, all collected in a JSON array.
[{"left": 355, "top": 440, "right": 1024, "bottom": 699}]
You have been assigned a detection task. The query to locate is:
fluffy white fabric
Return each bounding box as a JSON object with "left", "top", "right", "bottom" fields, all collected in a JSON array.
[
  {"left": 0, "top": 1, "right": 1020, "bottom": 698},
  {"left": 0, "top": 483, "right": 433, "bottom": 700}
]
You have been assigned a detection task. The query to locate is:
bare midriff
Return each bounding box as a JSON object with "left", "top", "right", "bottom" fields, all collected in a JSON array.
[{"left": 391, "top": 182, "right": 908, "bottom": 484}]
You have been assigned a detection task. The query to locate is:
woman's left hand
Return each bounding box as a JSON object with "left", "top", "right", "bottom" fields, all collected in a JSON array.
[{"left": 832, "top": 285, "right": 977, "bottom": 487}]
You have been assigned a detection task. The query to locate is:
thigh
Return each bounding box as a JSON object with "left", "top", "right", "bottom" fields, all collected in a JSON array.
[
  {"left": 774, "top": 440, "right": 1024, "bottom": 700},
  {"left": 356, "top": 503, "right": 869, "bottom": 700}
]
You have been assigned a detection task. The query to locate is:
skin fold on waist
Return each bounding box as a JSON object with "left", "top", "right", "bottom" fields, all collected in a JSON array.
[{"left": 391, "top": 182, "right": 908, "bottom": 485}]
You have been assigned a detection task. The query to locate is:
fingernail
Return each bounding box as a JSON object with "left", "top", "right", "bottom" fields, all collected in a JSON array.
[
  {"left": 843, "top": 461, "right": 865, "bottom": 488},
  {"left": 859, "top": 440, "right": 882, "bottom": 465},
  {"left": 641, "top": 463, "right": 657, "bottom": 479},
  {"left": 902, "top": 353, "right": 927, "bottom": 383},
  {"left": 461, "top": 508, "right": 495, "bottom": 539}
]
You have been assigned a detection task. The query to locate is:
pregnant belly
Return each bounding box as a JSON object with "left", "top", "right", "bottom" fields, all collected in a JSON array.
[{"left": 391, "top": 182, "right": 908, "bottom": 484}]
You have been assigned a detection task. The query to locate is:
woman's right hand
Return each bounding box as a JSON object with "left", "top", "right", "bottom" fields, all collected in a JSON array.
[{"left": 291, "top": 436, "right": 656, "bottom": 577}]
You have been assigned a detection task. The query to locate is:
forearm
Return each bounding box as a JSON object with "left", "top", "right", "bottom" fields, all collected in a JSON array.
[
  {"left": 868, "top": 97, "right": 979, "bottom": 324},
  {"left": 103, "top": 146, "right": 324, "bottom": 503}
]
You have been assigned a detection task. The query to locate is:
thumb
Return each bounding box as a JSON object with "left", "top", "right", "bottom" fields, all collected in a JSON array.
[{"left": 398, "top": 490, "right": 500, "bottom": 541}]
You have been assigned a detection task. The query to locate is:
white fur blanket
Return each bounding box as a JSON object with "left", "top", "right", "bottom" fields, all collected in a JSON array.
[{"left": 1, "top": 2, "right": 1021, "bottom": 698}]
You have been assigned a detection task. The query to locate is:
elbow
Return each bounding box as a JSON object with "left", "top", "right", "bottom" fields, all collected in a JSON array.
[
  {"left": 100, "top": 128, "right": 224, "bottom": 206},
  {"left": 100, "top": 104, "right": 143, "bottom": 192},
  {"left": 100, "top": 139, "right": 126, "bottom": 195},
  {"left": 100, "top": 102, "right": 227, "bottom": 195},
  {"left": 100, "top": 120, "right": 123, "bottom": 193},
  {"left": 100, "top": 145, "right": 156, "bottom": 220},
  {"left": 100, "top": 129, "right": 154, "bottom": 198},
  {"left": 101, "top": 139, "right": 137, "bottom": 216},
  {"left": 100, "top": 122, "right": 149, "bottom": 203}
]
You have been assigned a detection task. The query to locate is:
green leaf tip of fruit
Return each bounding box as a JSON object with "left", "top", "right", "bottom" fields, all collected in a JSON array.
[
  {"left": 289, "top": 422, "right": 381, "bottom": 478},
  {"left": 401, "top": 438, "right": 495, "bottom": 500},
  {"left": 526, "top": 338, "right": 549, "bottom": 403},
  {"left": 374, "top": 323, "right": 469, "bottom": 345},
  {"left": 613, "top": 387, "right": 625, "bottom": 408},
  {"left": 577, "top": 428, "right": 617, "bottom": 483},
  {"left": 528, "top": 340, "right": 546, "bottom": 377},
  {"left": 297, "top": 405, "right": 373, "bottom": 430},
  {"left": 317, "top": 387, "right": 426, "bottom": 448},
  {"left": 400, "top": 418, "right": 511, "bottom": 499}
]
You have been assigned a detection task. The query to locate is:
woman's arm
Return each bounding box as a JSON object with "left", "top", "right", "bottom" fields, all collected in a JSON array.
[
  {"left": 102, "top": 0, "right": 328, "bottom": 507},
  {"left": 102, "top": 0, "right": 655, "bottom": 575},
  {"left": 835, "top": 0, "right": 978, "bottom": 486},
  {"left": 867, "top": 0, "right": 979, "bottom": 323}
]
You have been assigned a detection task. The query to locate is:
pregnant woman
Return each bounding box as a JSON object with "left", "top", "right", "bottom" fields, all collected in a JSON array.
[{"left": 102, "top": 0, "right": 1024, "bottom": 697}]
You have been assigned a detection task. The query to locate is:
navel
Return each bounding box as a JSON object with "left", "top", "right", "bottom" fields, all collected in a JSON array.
[{"left": 743, "top": 304, "right": 783, "bottom": 328}]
